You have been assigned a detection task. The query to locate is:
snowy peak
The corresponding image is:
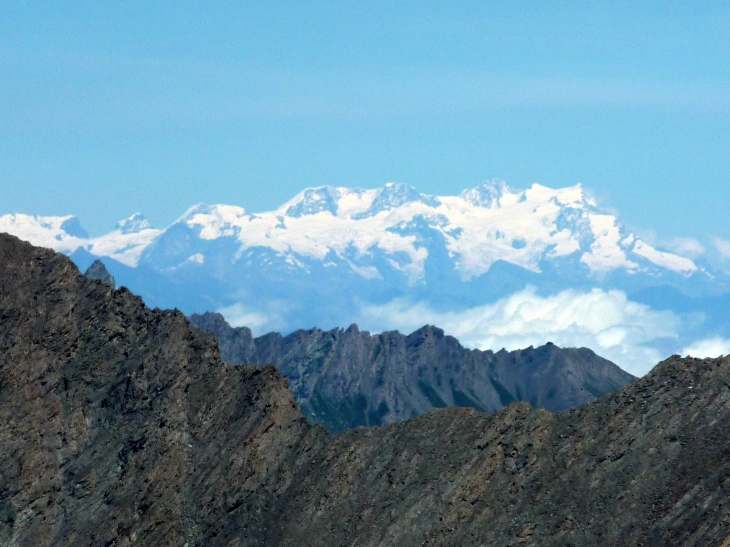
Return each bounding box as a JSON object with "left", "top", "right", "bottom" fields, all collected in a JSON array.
[
  {"left": 280, "top": 183, "right": 441, "bottom": 220},
  {"left": 284, "top": 187, "right": 343, "bottom": 218},
  {"left": 0, "top": 214, "right": 88, "bottom": 251},
  {"left": 115, "top": 213, "right": 151, "bottom": 234},
  {"left": 460, "top": 179, "right": 517, "bottom": 208},
  {"left": 355, "top": 182, "right": 441, "bottom": 217},
  {"left": 458, "top": 179, "right": 589, "bottom": 209},
  {"left": 0, "top": 212, "right": 161, "bottom": 267},
  {"left": 178, "top": 204, "right": 250, "bottom": 240}
]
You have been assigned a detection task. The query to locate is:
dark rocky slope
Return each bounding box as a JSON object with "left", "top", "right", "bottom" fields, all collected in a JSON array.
[
  {"left": 2, "top": 234, "right": 730, "bottom": 546},
  {"left": 0, "top": 235, "right": 324, "bottom": 546},
  {"left": 189, "top": 312, "right": 636, "bottom": 432}
]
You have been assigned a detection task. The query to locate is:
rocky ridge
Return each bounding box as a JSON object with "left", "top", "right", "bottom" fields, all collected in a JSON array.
[
  {"left": 189, "top": 311, "right": 636, "bottom": 432},
  {"left": 2, "top": 234, "right": 730, "bottom": 546}
]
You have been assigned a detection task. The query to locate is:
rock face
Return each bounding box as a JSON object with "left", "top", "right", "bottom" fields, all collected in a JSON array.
[
  {"left": 189, "top": 312, "right": 636, "bottom": 432},
  {"left": 2, "top": 234, "right": 730, "bottom": 546},
  {"left": 83, "top": 258, "right": 115, "bottom": 288}
]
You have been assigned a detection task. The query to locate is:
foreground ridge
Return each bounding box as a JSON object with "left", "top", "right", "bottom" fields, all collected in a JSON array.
[{"left": 1, "top": 234, "right": 729, "bottom": 546}]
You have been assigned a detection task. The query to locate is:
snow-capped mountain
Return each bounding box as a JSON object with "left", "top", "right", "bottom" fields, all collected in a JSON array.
[
  {"left": 154, "top": 181, "right": 699, "bottom": 278},
  {"left": 2, "top": 180, "right": 729, "bottom": 375},
  {"left": 1, "top": 181, "right": 701, "bottom": 279},
  {"left": 0, "top": 212, "right": 161, "bottom": 267}
]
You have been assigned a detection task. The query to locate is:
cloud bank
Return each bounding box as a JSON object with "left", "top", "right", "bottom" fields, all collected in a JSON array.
[
  {"left": 218, "top": 301, "right": 290, "bottom": 333},
  {"left": 218, "top": 287, "right": 728, "bottom": 378},
  {"left": 358, "top": 287, "right": 680, "bottom": 376},
  {"left": 681, "top": 338, "right": 730, "bottom": 359}
]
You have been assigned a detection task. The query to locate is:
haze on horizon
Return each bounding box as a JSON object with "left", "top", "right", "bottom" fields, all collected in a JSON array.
[{"left": 1, "top": 2, "right": 729, "bottom": 246}]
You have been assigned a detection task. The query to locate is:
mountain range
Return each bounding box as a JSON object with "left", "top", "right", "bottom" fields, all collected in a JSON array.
[
  {"left": 2, "top": 233, "right": 730, "bottom": 546},
  {"left": 3, "top": 180, "right": 730, "bottom": 374},
  {"left": 189, "top": 311, "right": 636, "bottom": 433}
]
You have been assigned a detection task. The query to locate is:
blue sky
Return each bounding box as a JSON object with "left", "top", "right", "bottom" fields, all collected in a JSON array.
[{"left": 2, "top": 2, "right": 729, "bottom": 241}]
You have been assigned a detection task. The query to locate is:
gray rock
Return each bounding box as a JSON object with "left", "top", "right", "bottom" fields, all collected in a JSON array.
[
  {"left": 83, "top": 259, "right": 115, "bottom": 288},
  {"left": 190, "top": 312, "right": 636, "bottom": 432}
]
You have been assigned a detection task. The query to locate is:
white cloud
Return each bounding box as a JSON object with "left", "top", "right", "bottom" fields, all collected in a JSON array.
[
  {"left": 663, "top": 237, "right": 706, "bottom": 259},
  {"left": 218, "top": 303, "right": 270, "bottom": 330},
  {"left": 681, "top": 338, "right": 730, "bottom": 359},
  {"left": 358, "top": 287, "right": 680, "bottom": 376},
  {"left": 714, "top": 237, "right": 730, "bottom": 259},
  {"left": 218, "top": 302, "right": 288, "bottom": 334}
]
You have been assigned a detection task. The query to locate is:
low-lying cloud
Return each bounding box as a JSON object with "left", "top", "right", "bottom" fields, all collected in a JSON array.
[
  {"left": 681, "top": 338, "right": 730, "bottom": 359},
  {"left": 663, "top": 237, "right": 706, "bottom": 259},
  {"left": 218, "top": 301, "right": 289, "bottom": 333},
  {"left": 358, "top": 287, "right": 680, "bottom": 376},
  {"left": 217, "top": 287, "right": 728, "bottom": 378}
]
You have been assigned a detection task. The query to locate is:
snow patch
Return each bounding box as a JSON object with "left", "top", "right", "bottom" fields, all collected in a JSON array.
[
  {"left": 348, "top": 262, "right": 382, "bottom": 280},
  {"left": 186, "top": 253, "right": 205, "bottom": 265},
  {"left": 0, "top": 213, "right": 161, "bottom": 267},
  {"left": 580, "top": 214, "right": 637, "bottom": 272},
  {"left": 632, "top": 240, "right": 697, "bottom": 274}
]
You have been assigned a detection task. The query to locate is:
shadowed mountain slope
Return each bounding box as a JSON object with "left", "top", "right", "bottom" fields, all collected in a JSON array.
[
  {"left": 2, "top": 234, "right": 730, "bottom": 546},
  {"left": 83, "top": 258, "right": 115, "bottom": 288},
  {"left": 189, "top": 312, "right": 636, "bottom": 432}
]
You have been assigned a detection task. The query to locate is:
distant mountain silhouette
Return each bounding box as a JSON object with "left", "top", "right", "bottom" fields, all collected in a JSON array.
[
  {"left": 84, "top": 259, "right": 115, "bottom": 289},
  {"left": 190, "top": 312, "right": 636, "bottom": 432}
]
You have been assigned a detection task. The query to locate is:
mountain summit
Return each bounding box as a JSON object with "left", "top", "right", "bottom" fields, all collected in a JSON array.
[{"left": 84, "top": 259, "right": 115, "bottom": 289}]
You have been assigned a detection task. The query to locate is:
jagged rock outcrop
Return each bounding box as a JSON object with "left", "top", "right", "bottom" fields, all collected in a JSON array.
[
  {"left": 190, "top": 312, "right": 636, "bottom": 432},
  {"left": 83, "top": 258, "right": 115, "bottom": 288},
  {"left": 2, "top": 234, "right": 730, "bottom": 546}
]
